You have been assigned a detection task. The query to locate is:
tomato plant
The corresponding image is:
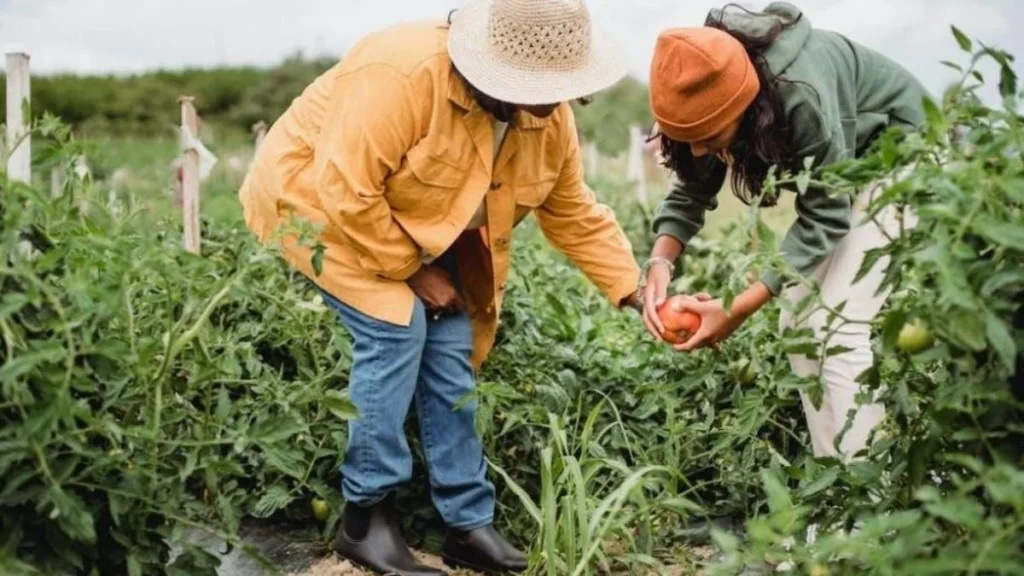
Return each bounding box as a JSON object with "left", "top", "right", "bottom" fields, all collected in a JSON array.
[{"left": 0, "top": 27, "right": 1021, "bottom": 576}]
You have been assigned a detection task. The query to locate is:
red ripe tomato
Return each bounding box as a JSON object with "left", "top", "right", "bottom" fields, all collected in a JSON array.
[{"left": 657, "top": 295, "right": 702, "bottom": 344}]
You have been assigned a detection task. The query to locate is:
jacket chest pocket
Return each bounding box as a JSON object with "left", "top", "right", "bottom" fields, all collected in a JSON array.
[
  {"left": 511, "top": 175, "right": 556, "bottom": 225},
  {"left": 514, "top": 175, "right": 556, "bottom": 207},
  {"left": 386, "top": 144, "right": 470, "bottom": 211}
]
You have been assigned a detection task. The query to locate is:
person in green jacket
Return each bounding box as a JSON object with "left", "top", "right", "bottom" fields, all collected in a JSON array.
[{"left": 640, "top": 2, "right": 930, "bottom": 461}]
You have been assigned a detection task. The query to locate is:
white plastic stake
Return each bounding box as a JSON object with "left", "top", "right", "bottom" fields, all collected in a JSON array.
[
  {"left": 5, "top": 53, "right": 31, "bottom": 184},
  {"left": 180, "top": 96, "right": 201, "bottom": 254}
]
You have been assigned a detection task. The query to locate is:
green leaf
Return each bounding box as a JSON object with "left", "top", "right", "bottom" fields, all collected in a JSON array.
[
  {"left": 215, "top": 387, "right": 231, "bottom": 422},
  {"left": 824, "top": 345, "right": 855, "bottom": 358},
  {"left": 761, "top": 468, "right": 792, "bottom": 512},
  {"left": 999, "top": 61, "right": 1018, "bottom": 98},
  {"left": 253, "top": 483, "right": 295, "bottom": 518},
  {"left": 853, "top": 246, "right": 885, "bottom": 285},
  {"left": 546, "top": 292, "right": 568, "bottom": 318},
  {"left": 796, "top": 170, "right": 811, "bottom": 194},
  {"left": 940, "top": 60, "right": 963, "bottom": 72},
  {"left": 973, "top": 216, "right": 1024, "bottom": 251},
  {"left": 249, "top": 416, "right": 306, "bottom": 443},
  {"left": 658, "top": 497, "right": 705, "bottom": 516},
  {"left": 710, "top": 527, "right": 740, "bottom": 554},
  {"left": 983, "top": 312, "right": 1017, "bottom": 372},
  {"left": 925, "top": 497, "right": 984, "bottom": 530},
  {"left": 0, "top": 343, "right": 66, "bottom": 383},
  {"left": 0, "top": 293, "right": 29, "bottom": 320},
  {"left": 311, "top": 242, "right": 325, "bottom": 276},
  {"left": 49, "top": 488, "right": 97, "bottom": 544},
  {"left": 922, "top": 97, "right": 945, "bottom": 131},
  {"left": 799, "top": 467, "right": 840, "bottom": 498},
  {"left": 322, "top": 391, "right": 359, "bottom": 421},
  {"left": 951, "top": 25, "right": 972, "bottom": 52},
  {"left": 127, "top": 554, "right": 143, "bottom": 576},
  {"left": 262, "top": 446, "right": 307, "bottom": 479},
  {"left": 981, "top": 269, "right": 1024, "bottom": 297}
]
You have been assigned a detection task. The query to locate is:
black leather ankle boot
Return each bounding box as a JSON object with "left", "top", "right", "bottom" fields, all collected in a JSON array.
[
  {"left": 442, "top": 524, "right": 527, "bottom": 574},
  {"left": 333, "top": 494, "right": 447, "bottom": 576}
]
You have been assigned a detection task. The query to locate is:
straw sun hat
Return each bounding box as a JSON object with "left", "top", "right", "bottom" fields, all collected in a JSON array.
[{"left": 447, "top": 0, "right": 628, "bottom": 105}]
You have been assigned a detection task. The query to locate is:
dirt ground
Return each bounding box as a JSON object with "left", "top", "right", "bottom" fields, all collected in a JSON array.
[
  {"left": 293, "top": 550, "right": 481, "bottom": 576},
  {"left": 292, "top": 545, "right": 725, "bottom": 576}
]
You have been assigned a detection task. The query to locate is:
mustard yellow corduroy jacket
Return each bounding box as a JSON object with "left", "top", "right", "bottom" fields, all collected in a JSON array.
[{"left": 238, "top": 20, "right": 640, "bottom": 369}]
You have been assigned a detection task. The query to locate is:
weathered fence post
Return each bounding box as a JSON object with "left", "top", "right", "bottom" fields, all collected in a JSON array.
[
  {"left": 179, "top": 96, "right": 201, "bottom": 254},
  {"left": 252, "top": 121, "right": 268, "bottom": 152},
  {"left": 5, "top": 53, "right": 31, "bottom": 184},
  {"left": 627, "top": 123, "right": 648, "bottom": 205}
]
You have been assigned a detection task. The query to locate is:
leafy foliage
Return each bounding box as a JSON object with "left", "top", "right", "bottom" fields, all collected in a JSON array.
[
  {"left": 0, "top": 28, "right": 1021, "bottom": 576},
  {"left": 0, "top": 123, "right": 357, "bottom": 575}
]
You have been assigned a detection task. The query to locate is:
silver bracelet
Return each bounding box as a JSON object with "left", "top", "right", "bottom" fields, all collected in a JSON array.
[
  {"left": 636, "top": 257, "right": 675, "bottom": 305},
  {"left": 640, "top": 257, "right": 675, "bottom": 282}
]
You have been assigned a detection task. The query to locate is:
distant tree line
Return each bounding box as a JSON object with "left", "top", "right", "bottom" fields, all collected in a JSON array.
[{"left": 1, "top": 52, "right": 652, "bottom": 156}]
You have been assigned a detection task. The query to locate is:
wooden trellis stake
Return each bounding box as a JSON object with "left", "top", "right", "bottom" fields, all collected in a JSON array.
[
  {"left": 5, "top": 53, "right": 31, "bottom": 184},
  {"left": 179, "top": 96, "right": 201, "bottom": 254}
]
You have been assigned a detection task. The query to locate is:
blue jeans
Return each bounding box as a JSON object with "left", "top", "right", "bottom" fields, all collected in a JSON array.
[{"left": 317, "top": 265, "right": 495, "bottom": 530}]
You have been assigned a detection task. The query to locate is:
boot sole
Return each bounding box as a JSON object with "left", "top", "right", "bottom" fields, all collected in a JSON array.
[
  {"left": 441, "top": 553, "right": 525, "bottom": 575},
  {"left": 337, "top": 542, "right": 444, "bottom": 576}
]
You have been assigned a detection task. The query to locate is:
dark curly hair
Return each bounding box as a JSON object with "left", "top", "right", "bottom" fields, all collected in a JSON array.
[{"left": 658, "top": 4, "right": 801, "bottom": 207}]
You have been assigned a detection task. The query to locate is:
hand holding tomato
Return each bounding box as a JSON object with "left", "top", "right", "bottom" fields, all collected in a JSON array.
[
  {"left": 667, "top": 297, "right": 748, "bottom": 352},
  {"left": 646, "top": 292, "right": 712, "bottom": 344},
  {"left": 657, "top": 294, "right": 704, "bottom": 344}
]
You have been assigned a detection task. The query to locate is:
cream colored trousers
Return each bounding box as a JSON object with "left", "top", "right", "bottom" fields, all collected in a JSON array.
[{"left": 779, "top": 171, "right": 917, "bottom": 460}]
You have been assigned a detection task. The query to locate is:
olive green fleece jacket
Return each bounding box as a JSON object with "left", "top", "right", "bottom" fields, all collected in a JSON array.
[{"left": 651, "top": 2, "right": 931, "bottom": 295}]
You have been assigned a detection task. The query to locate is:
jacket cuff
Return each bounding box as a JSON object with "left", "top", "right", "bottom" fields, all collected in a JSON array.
[
  {"left": 607, "top": 267, "right": 642, "bottom": 309},
  {"left": 759, "top": 269, "right": 784, "bottom": 296},
  {"left": 652, "top": 220, "right": 698, "bottom": 247}
]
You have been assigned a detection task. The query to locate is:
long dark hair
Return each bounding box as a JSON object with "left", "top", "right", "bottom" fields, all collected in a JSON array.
[{"left": 659, "top": 4, "right": 800, "bottom": 207}]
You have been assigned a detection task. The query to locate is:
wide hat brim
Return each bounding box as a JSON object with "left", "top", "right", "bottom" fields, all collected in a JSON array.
[{"left": 447, "top": 0, "right": 628, "bottom": 105}]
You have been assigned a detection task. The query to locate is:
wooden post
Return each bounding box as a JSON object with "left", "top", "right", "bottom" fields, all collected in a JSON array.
[
  {"left": 5, "top": 53, "right": 31, "bottom": 184},
  {"left": 251, "top": 121, "right": 268, "bottom": 152},
  {"left": 627, "top": 124, "right": 648, "bottom": 205},
  {"left": 179, "top": 96, "right": 201, "bottom": 254}
]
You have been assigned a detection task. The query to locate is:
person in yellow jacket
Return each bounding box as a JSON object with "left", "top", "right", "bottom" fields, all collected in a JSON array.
[{"left": 238, "top": 0, "right": 641, "bottom": 574}]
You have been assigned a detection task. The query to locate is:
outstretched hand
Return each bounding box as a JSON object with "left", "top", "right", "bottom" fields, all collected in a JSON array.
[{"left": 668, "top": 297, "right": 746, "bottom": 352}]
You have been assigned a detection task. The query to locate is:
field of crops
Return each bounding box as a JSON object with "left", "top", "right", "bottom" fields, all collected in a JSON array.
[{"left": 1, "top": 34, "right": 1023, "bottom": 576}]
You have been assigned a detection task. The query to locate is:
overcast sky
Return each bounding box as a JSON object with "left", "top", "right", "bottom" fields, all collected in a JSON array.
[{"left": 1, "top": 0, "right": 1019, "bottom": 106}]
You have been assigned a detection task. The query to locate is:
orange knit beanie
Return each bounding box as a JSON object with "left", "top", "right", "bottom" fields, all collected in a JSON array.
[{"left": 649, "top": 27, "right": 760, "bottom": 143}]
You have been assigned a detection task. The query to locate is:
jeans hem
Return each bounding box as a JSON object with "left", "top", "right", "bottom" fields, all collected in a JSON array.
[
  {"left": 447, "top": 516, "right": 494, "bottom": 532},
  {"left": 342, "top": 492, "right": 390, "bottom": 508}
]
